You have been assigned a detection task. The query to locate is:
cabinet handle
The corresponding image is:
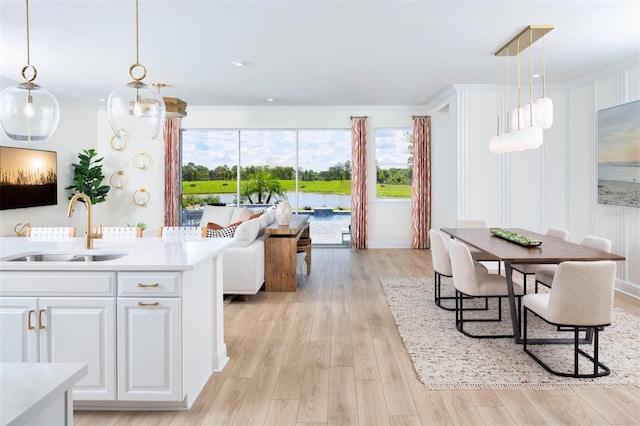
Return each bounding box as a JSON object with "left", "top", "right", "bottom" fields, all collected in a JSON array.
[
  {"left": 38, "top": 309, "right": 46, "bottom": 330},
  {"left": 27, "top": 310, "right": 35, "bottom": 330},
  {"left": 137, "top": 283, "right": 159, "bottom": 288},
  {"left": 137, "top": 301, "right": 159, "bottom": 307}
]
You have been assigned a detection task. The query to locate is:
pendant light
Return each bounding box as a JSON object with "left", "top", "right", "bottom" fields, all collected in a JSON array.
[
  {"left": 107, "top": 0, "right": 165, "bottom": 141},
  {"left": 0, "top": 0, "right": 60, "bottom": 141},
  {"left": 490, "top": 25, "right": 554, "bottom": 153},
  {"left": 535, "top": 33, "right": 553, "bottom": 129},
  {"left": 522, "top": 28, "right": 543, "bottom": 149}
]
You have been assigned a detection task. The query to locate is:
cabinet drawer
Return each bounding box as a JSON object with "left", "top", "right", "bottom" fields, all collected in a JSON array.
[
  {"left": 118, "top": 272, "right": 181, "bottom": 297},
  {"left": 0, "top": 272, "right": 116, "bottom": 296}
]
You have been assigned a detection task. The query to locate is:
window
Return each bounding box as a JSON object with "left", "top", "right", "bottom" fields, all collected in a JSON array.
[
  {"left": 375, "top": 128, "right": 413, "bottom": 199},
  {"left": 180, "top": 129, "right": 352, "bottom": 244}
]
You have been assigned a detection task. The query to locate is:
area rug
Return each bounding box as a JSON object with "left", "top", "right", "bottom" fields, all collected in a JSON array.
[{"left": 379, "top": 277, "right": 640, "bottom": 390}]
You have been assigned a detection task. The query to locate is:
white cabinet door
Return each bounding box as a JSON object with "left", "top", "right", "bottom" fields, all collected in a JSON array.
[
  {"left": 0, "top": 298, "right": 38, "bottom": 362},
  {"left": 39, "top": 297, "right": 116, "bottom": 401},
  {"left": 117, "top": 297, "right": 181, "bottom": 401}
]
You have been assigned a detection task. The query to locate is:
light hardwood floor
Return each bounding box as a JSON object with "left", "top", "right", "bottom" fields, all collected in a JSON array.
[{"left": 75, "top": 248, "right": 640, "bottom": 425}]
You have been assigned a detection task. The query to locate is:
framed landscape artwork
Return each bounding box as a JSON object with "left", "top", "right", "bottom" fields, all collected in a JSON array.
[
  {"left": 597, "top": 100, "right": 640, "bottom": 209},
  {"left": 0, "top": 146, "right": 58, "bottom": 210}
]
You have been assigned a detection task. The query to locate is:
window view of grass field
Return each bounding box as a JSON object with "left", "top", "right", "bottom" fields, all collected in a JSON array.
[{"left": 180, "top": 128, "right": 412, "bottom": 243}]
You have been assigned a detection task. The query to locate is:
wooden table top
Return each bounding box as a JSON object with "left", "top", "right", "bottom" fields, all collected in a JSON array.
[
  {"left": 440, "top": 228, "right": 626, "bottom": 264},
  {"left": 265, "top": 214, "right": 310, "bottom": 236}
]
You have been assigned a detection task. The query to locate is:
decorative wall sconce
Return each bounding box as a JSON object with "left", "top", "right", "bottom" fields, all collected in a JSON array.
[
  {"left": 489, "top": 25, "right": 554, "bottom": 154},
  {"left": 133, "top": 151, "right": 152, "bottom": 169},
  {"left": 0, "top": 0, "right": 60, "bottom": 141},
  {"left": 133, "top": 188, "right": 150, "bottom": 207},
  {"left": 109, "top": 170, "right": 129, "bottom": 189},
  {"left": 110, "top": 135, "right": 128, "bottom": 151}
]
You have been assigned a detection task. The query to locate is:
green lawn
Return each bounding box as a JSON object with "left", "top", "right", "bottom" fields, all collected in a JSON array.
[{"left": 182, "top": 180, "right": 411, "bottom": 198}]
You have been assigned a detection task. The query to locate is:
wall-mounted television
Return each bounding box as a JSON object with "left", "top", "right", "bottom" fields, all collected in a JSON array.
[
  {"left": 597, "top": 100, "right": 640, "bottom": 209},
  {"left": 0, "top": 146, "right": 58, "bottom": 210}
]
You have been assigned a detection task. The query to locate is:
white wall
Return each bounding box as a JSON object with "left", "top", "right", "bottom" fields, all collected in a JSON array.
[
  {"left": 428, "top": 61, "right": 640, "bottom": 297},
  {"left": 0, "top": 77, "right": 98, "bottom": 236}
]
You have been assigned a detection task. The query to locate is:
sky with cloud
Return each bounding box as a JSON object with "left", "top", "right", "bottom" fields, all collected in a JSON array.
[{"left": 182, "top": 128, "right": 412, "bottom": 172}]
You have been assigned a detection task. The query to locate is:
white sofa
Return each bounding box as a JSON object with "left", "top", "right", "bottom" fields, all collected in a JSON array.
[{"left": 199, "top": 205, "right": 275, "bottom": 295}]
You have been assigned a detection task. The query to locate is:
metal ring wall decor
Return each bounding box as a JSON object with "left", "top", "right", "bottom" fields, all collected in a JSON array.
[
  {"left": 110, "top": 135, "right": 127, "bottom": 151},
  {"left": 133, "top": 152, "right": 152, "bottom": 170},
  {"left": 109, "top": 170, "right": 129, "bottom": 189},
  {"left": 133, "top": 188, "right": 151, "bottom": 207}
]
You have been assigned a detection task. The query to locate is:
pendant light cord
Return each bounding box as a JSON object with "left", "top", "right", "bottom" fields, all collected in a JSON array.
[
  {"left": 25, "top": 0, "right": 31, "bottom": 65},
  {"left": 135, "top": 0, "right": 139, "bottom": 65}
]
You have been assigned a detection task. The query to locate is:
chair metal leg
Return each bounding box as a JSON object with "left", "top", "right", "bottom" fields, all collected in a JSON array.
[
  {"left": 522, "top": 308, "right": 611, "bottom": 378},
  {"left": 454, "top": 290, "right": 517, "bottom": 339}
]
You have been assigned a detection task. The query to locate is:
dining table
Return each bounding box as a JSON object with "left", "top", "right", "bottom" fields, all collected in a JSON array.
[{"left": 440, "top": 227, "right": 626, "bottom": 343}]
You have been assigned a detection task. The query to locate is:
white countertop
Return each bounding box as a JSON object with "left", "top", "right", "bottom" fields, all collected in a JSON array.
[
  {"left": 0, "top": 362, "right": 87, "bottom": 425},
  {"left": 0, "top": 237, "right": 233, "bottom": 271}
]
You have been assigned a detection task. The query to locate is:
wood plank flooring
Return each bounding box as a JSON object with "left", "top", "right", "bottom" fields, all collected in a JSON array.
[{"left": 75, "top": 248, "right": 640, "bottom": 425}]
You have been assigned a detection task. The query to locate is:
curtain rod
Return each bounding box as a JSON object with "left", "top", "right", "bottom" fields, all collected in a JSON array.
[
  {"left": 350, "top": 116, "right": 368, "bottom": 119},
  {"left": 412, "top": 115, "right": 430, "bottom": 119}
]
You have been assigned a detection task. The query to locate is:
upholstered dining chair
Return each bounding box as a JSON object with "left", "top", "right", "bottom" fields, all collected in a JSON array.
[
  {"left": 455, "top": 219, "right": 501, "bottom": 274},
  {"left": 535, "top": 235, "right": 612, "bottom": 292},
  {"left": 449, "top": 239, "right": 524, "bottom": 338},
  {"left": 158, "top": 226, "right": 206, "bottom": 240},
  {"left": 429, "top": 229, "right": 489, "bottom": 311},
  {"left": 523, "top": 261, "right": 617, "bottom": 378},
  {"left": 511, "top": 227, "right": 569, "bottom": 293},
  {"left": 25, "top": 226, "right": 76, "bottom": 239}
]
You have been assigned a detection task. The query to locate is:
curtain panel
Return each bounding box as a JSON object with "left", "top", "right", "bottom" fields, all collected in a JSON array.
[
  {"left": 411, "top": 116, "right": 431, "bottom": 249},
  {"left": 350, "top": 117, "right": 368, "bottom": 249},
  {"left": 163, "top": 118, "right": 182, "bottom": 226}
]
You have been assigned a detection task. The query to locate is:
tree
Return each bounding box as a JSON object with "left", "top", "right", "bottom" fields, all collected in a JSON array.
[{"left": 240, "top": 168, "right": 287, "bottom": 204}]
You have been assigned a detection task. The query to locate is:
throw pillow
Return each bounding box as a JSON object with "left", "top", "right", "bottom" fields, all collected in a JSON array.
[
  {"left": 206, "top": 223, "right": 240, "bottom": 238},
  {"left": 248, "top": 211, "right": 263, "bottom": 221},
  {"left": 207, "top": 220, "right": 241, "bottom": 231}
]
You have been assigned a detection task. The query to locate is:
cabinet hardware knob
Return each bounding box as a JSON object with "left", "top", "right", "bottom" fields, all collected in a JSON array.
[
  {"left": 38, "top": 309, "right": 46, "bottom": 330},
  {"left": 27, "top": 310, "right": 35, "bottom": 330},
  {"left": 137, "top": 283, "right": 159, "bottom": 288},
  {"left": 137, "top": 302, "right": 159, "bottom": 307}
]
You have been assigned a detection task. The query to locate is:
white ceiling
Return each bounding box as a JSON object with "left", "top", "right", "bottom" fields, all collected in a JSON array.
[{"left": 1, "top": 0, "right": 639, "bottom": 108}]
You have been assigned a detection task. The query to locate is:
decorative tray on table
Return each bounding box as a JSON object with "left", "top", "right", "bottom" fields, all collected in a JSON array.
[{"left": 490, "top": 228, "right": 542, "bottom": 246}]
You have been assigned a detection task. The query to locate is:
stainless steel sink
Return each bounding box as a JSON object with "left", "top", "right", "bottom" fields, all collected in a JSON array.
[{"left": 4, "top": 252, "right": 128, "bottom": 262}]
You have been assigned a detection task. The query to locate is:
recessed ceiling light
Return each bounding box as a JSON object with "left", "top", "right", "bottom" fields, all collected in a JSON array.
[
  {"left": 533, "top": 73, "right": 541, "bottom": 79},
  {"left": 266, "top": 98, "right": 275, "bottom": 102},
  {"left": 231, "top": 61, "right": 245, "bottom": 67}
]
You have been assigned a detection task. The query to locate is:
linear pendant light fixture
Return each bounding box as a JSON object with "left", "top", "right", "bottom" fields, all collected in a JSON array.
[
  {"left": 107, "top": 0, "right": 165, "bottom": 141},
  {"left": 0, "top": 0, "right": 60, "bottom": 141},
  {"left": 489, "top": 25, "right": 554, "bottom": 154}
]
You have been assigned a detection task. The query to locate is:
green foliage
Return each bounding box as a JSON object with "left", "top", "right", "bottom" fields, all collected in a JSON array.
[
  {"left": 65, "top": 149, "right": 110, "bottom": 204},
  {"left": 240, "top": 168, "right": 287, "bottom": 204},
  {"left": 127, "top": 222, "right": 147, "bottom": 231}
]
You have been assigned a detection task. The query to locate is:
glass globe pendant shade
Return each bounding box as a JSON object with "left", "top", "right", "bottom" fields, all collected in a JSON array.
[
  {"left": 521, "top": 125, "right": 543, "bottom": 150},
  {"left": 489, "top": 135, "right": 501, "bottom": 153},
  {"left": 107, "top": 80, "right": 165, "bottom": 141},
  {"left": 535, "top": 97, "right": 553, "bottom": 129},
  {"left": 0, "top": 82, "right": 60, "bottom": 141}
]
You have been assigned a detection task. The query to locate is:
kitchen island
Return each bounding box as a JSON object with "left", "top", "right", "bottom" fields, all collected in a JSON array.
[{"left": 0, "top": 237, "right": 233, "bottom": 411}]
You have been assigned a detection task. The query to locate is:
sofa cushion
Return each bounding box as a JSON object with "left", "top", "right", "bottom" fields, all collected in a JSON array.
[
  {"left": 206, "top": 223, "right": 240, "bottom": 238},
  {"left": 200, "top": 206, "right": 236, "bottom": 227},
  {"left": 232, "top": 218, "right": 261, "bottom": 247}
]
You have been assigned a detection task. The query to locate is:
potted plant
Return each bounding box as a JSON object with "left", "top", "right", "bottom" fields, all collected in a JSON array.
[{"left": 66, "top": 149, "right": 110, "bottom": 204}]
